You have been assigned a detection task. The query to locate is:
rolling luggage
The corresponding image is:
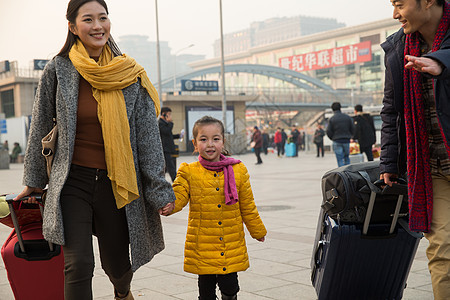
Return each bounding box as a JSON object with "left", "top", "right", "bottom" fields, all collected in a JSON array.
[
  {"left": 311, "top": 164, "right": 422, "bottom": 300},
  {"left": 1, "top": 194, "right": 64, "bottom": 300},
  {"left": 285, "top": 142, "right": 296, "bottom": 157}
]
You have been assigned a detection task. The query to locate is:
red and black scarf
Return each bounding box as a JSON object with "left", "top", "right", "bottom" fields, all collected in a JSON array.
[{"left": 404, "top": 2, "right": 450, "bottom": 232}]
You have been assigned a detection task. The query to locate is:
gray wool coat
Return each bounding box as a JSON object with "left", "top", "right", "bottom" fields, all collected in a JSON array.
[{"left": 23, "top": 56, "right": 176, "bottom": 272}]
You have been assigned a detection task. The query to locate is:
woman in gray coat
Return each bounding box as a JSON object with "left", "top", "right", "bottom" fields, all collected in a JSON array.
[{"left": 15, "top": 0, "right": 175, "bottom": 299}]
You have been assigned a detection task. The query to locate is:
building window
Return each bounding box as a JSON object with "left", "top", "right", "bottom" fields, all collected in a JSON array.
[{"left": 1, "top": 89, "right": 14, "bottom": 118}]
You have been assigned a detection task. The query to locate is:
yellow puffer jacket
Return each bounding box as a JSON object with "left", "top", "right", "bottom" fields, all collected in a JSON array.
[{"left": 172, "top": 161, "right": 267, "bottom": 275}]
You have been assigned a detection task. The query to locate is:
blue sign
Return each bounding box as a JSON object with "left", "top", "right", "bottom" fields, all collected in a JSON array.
[
  {"left": 181, "top": 80, "right": 219, "bottom": 92},
  {"left": 34, "top": 59, "right": 49, "bottom": 70},
  {"left": 0, "top": 119, "right": 6, "bottom": 134}
]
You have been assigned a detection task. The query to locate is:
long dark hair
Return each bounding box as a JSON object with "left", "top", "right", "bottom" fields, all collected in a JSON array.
[
  {"left": 192, "top": 116, "right": 231, "bottom": 156},
  {"left": 56, "top": 0, "right": 121, "bottom": 58}
]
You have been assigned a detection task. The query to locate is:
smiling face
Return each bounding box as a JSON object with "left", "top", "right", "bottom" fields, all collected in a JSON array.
[
  {"left": 69, "top": 1, "right": 110, "bottom": 57},
  {"left": 193, "top": 123, "right": 224, "bottom": 162},
  {"left": 391, "top": 0, "right": 430, "bottom": 34}
]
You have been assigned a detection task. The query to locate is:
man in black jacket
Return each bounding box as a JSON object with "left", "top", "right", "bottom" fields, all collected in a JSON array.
[
  {"left": 326, "top": 102, "right": 355, "bottom": 167},
  {"left": 380, "top": 1, "right": 450, "bottom": 298},
  {"left": 353, "top": 104, "right": 376, "bottom": 161},
  {"left": 158, "top": 107, "right": 180, "bottom": 181},
  {"left": 327, "top": 102, "right": 355, "bottom": 167}
]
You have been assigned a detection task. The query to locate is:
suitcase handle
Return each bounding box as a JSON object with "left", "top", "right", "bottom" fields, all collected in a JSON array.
[{"left": 5, "top": 192, "right": 52, "bottom": 253}]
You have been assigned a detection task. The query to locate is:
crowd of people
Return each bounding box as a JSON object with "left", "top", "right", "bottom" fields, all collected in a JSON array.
[{"left": 7, "top": 0, "right": 449, "bottom": 298}]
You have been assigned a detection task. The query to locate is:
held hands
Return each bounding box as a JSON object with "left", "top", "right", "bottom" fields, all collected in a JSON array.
[
  {"left": 405, "top": 55, "right": 443, "bottom": 76},
  {"left": 159, "top": 202, "right": 175, "bottom": 216}
]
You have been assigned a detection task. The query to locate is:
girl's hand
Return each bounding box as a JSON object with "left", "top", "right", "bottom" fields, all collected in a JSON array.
[
  {"left": 159, "top": 202, "right": 175, "bottom": 216},
  {"left": 257, "top": 236, "right": 265, "bottom": 242},
  {"left": 14, "top": 186, "right": 44, "bottom": 204}
]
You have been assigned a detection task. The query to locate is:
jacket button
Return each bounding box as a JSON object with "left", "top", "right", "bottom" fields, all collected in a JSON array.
[
  {"left": 218, "top": 204, "right": 221, "bottom": 208},
  {"left": 214, "top": 173, "right": 217, "bottom": 177},
  {"left": 223, "top": 267, "right": 226, "bottom": 271},
  {"left": 218, "top": 221, "right": 222, "bottom": 225},
  {"left": 216, "top": 187, "right": 219, "bottom": 191},
  {"left": 221, "top": 252, "right": 224, "bottom": 256},
  {"left": 219, "top": 237, "right": 223, "bottom": 241}
]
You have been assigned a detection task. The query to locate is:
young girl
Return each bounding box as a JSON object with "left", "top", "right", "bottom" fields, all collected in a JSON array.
[{"left": 163, "top": 116, "right": 267, "bottom": 300}]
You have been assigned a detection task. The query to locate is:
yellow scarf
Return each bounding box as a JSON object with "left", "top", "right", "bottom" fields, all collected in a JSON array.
[{"left": 69, "top": 40, "right": 160, "bottom": 208}]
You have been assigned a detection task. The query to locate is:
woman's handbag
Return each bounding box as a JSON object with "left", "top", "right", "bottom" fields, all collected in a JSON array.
[{"left": 41, "top": 118, "right": 57, "bottom": 178}]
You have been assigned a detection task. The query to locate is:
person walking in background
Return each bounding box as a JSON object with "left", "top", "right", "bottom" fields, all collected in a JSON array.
[
  {"left": 158, "top": 106, "right": 181, "bottom": 182},
  {"left": 274, "top": 127, "right": 283, "bottom": 157},
  {"left": 251, "top": 126, "right": 263, "bottom": 164},
  {"left": 314, "top": 124, "right": 325, "bottom": 157},
  {"left": 2, "top": 140, "right": 8, "bottom": 151},
  {"left": 380, "top": 0, "right": 450, "bottom": 298},
  {"left": 9, "top": 142, "right": 21, "bottom": 163},
  {"left": 281, "top": 128, "right": 287, "bottom": 155},
  {"left": 262, "top": 129, "right": 269, "bottom": 155},
  {"left": 164, "top": 116, "right": 266, "bottom": 300},
  {"left": 14, "top": 1, "right": 175, "bottom": 299},
  {"left": 326, "top": 102, "right": 355, "bottom": 167},
  {"left": 353, "top": 104, "right": 376, "bottom": 161},
  {"left": 291, "top": 126, "right": 300, "bottom": 157}
]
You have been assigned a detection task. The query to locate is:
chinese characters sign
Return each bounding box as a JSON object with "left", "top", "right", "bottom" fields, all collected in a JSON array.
[{"left": 279, "top": 41, "right": 372, "bottom": 72}]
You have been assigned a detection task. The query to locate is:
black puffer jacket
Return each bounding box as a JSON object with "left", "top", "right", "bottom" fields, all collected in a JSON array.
[
  {"left": 380, "top": 28, "right": 450, "bottom": 175},
  {"left": 326, "top": 111, "right": 355, "bottom": 142}
]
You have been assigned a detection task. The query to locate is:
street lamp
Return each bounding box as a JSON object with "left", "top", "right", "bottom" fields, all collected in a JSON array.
[{"left": 173, "top": 44, "right": 194, "bottom": 93}]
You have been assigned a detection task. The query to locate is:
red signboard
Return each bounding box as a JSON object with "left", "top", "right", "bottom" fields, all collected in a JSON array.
[{"left": 278, "top": 41, "right": 372, "bottom": 72}]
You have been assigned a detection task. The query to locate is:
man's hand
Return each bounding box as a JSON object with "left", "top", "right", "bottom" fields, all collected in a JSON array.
[
  {"left": 380, "top": 173, "right": 398, "bottom": 187},
  {"left": 405, "top": 55, "right": 443, "bottom": 76}
]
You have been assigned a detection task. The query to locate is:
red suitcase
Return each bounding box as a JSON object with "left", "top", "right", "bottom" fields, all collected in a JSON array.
[{"left": 1, "top": 194, "right": 64, "bottom": 300}]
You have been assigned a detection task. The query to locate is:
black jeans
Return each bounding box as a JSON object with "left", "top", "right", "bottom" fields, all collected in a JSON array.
[
  {"left": 315, "top": 142, "right": 324, "bottom": 157},
  {"left": 360, "top": 145, "right": 374, "bottom": 161},
  {"left": 254, "top": 147, "right": 263, "bottom": 163},
  {"left": 164, "top": 152, "right": 177, "bottom": 181},
  {"left": 198, "top": 273, "right": 239, "bottom": 299},
  {"left": 61, "top": 164, "right": 132, "bottom": 300}
]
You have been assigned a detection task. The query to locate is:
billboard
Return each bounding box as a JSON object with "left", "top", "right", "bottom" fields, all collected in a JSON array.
[{"left": 279, "top": 41, "right": 372, "bottom": 72}]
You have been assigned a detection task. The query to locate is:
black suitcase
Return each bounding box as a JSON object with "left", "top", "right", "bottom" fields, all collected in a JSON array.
[{"left": 311, "top": 178, "right": 422, "bottom": 300}]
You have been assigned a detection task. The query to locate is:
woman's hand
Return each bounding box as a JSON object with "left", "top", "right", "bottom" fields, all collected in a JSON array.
[
  {"left": 159, "top": 202, "right": 175, "bottom": 216},
  {"left": 14, "top": 186, "right": 44, "bottom": 204},
  {"left": 257, "top": 236, "right": 265, "bottom": 242}
]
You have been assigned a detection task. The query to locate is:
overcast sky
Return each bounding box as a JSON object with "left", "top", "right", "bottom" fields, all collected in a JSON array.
[{"left": 0, "top": 0, "right": 395, "bottom": 67}]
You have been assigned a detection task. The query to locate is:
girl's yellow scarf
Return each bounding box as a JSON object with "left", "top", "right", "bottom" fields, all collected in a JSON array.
[{"left": 69, "top": 40, "right": 160, "bottom": 209}]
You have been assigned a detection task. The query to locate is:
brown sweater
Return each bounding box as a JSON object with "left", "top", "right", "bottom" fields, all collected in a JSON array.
[{"left": 71, "top": 76, "right": 107, "bottom": 170}]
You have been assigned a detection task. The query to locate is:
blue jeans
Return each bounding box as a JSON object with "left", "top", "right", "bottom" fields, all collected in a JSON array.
[{"left": 332, "top": 142, "right": 350, "bottom": 167}]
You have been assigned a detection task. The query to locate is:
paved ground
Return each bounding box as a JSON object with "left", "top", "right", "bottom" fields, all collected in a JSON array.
[{"left": 0, "top": 152, "right": 433, "bottom": 299}]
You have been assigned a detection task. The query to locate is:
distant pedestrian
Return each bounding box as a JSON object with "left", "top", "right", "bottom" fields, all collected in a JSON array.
[
  {"left": 262, "top": 129, "right": 269, "bottom": 155},
  {"left": 10, "top": 142, "right": 21, "bottom": 163},
  {"left": 326, "top": 102, "right": 355, "bottom": 167},
  {"left": 168, "top": 116, "right": 267, "bottom": 300},
  {"left": 291, "top": 126, "right": 300, "bottom": 157},
  {"left": 2, "top": 140, "right": 8, "bottom": 151},
  {"left": 314, "top": 125, "right": 325, "bottom": 157},
  {"left": 251, "top": 126, "right": 263, "bottom": 164},
  {"left": 274, "top": 128, "right": 283, "bottom": 157},
  {"left": 353, "top": 104, "right": 376, "bottom": 161},
  {"left": 159, "top": 106, "right": 181, "bottom": 181},
  {"left": 281, "top": 129, "right": 287, "bottom": 155}
]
